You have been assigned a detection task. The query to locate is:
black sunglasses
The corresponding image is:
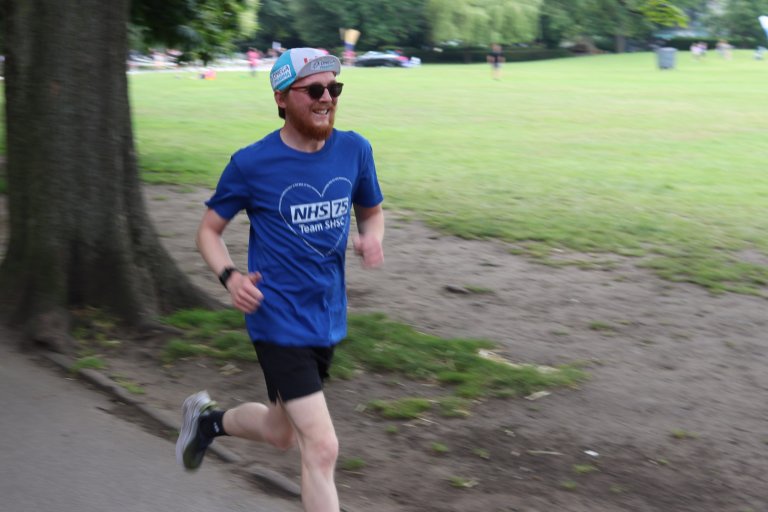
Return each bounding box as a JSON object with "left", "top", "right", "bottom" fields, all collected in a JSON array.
[{"left": 290, "top": 82, "right": 344, "bottom": 100}]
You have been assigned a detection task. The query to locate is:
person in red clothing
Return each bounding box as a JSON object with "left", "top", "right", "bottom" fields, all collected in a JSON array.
[{"left": 246, "top": 47, "right": 261, "bottom": 76}]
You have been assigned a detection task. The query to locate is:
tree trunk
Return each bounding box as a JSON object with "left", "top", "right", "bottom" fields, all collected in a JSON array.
[
  {"left": 614, "top": 33, "right": 627, "bottom": 53},
  {"left": 1, "top": 0, "right": 218, "bottom": 350}
]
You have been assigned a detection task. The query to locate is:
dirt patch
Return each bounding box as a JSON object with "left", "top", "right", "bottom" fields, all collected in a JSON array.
[{"left": 3, "top": 185, "right": 768, "bottom": 511}]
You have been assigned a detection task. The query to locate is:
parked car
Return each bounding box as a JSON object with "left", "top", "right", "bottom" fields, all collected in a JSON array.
[{"left": 354, "top": 51, "right": 410, "bottom": 67}]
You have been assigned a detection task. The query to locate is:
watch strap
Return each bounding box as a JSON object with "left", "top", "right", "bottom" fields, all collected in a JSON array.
[{"left": 218, "top": 267, "right": 239, "bottom": 289}]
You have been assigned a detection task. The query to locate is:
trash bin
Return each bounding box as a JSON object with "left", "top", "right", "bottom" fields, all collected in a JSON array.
[{"left": 656, "top": 47, "right": 677, "bottom": 70}]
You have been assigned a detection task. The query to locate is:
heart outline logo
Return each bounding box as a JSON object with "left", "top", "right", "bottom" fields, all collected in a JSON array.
[{"left": 279, "top": 177, "right": 353, "bottom": 257}]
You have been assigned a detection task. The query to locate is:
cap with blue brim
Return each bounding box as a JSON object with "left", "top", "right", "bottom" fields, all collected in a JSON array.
[{"left": 270, "top": 48, "right": 342, "bottom": 92}]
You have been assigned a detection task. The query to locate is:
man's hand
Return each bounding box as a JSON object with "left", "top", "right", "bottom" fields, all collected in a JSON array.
[
  {"left": 353, "top": 233, "right": 384, "bottom": 268},
  {"left": 227, "top": 272, "right": 263, "bottom": 313}
]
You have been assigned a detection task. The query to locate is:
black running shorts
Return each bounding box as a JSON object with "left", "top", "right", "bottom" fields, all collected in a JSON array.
[{"left": 252, "top": 341, "right": 335, "bottom": 403}]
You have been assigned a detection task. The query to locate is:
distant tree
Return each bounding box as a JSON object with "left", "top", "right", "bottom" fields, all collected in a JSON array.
[
  {"left": 710, "top": 0, "right": 768, "bottom": 47},
  {"left": 540, "top": 0, "right": 594, "bottom": 48},
  {"left": 0, "top": 0, "right": 233, "bottom": 350},
  {"left": 345, "top": 0, "right": 429, "bottom": 49},
  {"left": 427, "top": 0, "right": 543, "bottom": 46},
  {"left": 285, "top": 0, "right": 343, "bottom": 48},
  {"left": 250, "top": 0, "right": 303, "bottom": 50},
  {"left": 540, "top": 0, "right": 689, "bottom": 52},
  {"left": 281, "top": 0, "right": 428, "bottom": 50},
  {"left": 632, "top": 0, "right": 689, "bottom": 26},
  {"left": 132, "top": 0, "right": 257, "bottom": 63}
]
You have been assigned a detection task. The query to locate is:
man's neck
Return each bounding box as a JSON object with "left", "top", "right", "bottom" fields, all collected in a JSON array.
[{"left": 279, "top": 125, "right": 327, "bottom": 153}]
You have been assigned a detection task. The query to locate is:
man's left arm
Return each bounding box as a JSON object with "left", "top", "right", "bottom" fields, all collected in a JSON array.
[{"left": 353, "top": 203, "right": 385, "bottom": 268}]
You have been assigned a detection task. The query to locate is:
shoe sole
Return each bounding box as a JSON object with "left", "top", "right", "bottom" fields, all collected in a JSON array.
[{"left": 175, "top": 391, "right": 211, "bottom": 470}]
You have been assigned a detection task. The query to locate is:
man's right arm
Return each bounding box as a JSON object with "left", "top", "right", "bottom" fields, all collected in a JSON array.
[{"left": 196, "top": 208, "right": 263, "bottom": 313}]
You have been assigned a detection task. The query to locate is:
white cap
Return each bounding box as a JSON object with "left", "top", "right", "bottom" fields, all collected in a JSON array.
[{"left": 270, "top": 48, "right": 341, "bottom": 91}]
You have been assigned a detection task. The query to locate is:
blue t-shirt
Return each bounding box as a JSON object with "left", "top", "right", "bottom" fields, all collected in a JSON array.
[{"left": 206, "top": 129, "right": 383, "bottom": 347}]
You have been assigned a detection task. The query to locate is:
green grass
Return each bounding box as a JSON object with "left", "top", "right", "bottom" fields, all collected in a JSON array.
[
  {"left": 159, "top": 309, "right": 584, "bottom": 407},
  {"left": 162, "top": 334, "right": 257, "bottom": 363},
  {"left": 70, "top": 356, "right": 107, "bottom": 373},
  {"left": 385, "top": 424, "right": 399, "bottom": 435},
  {"left": 367, "top": 397, "right": 432, "bottom": 420},
  {"left": 342, "top": 313, "right": 585, "bottom": 400},
  {"left": 437, "top": 396, "right": 472, "bottom": 418},
  {"left": 4, "top": 53, "right": 765, "bottom": 292},
  {"left": 573, "top": 463, "right": 599, "bottom": 475},
  {"left": 448, "top": 476, "right": 479, "bottom": 488},
  {"left": 114, "top": 377, "right": 146, "bottom": 394},
  {"left": 339, "top": 456, "right": 367, "bottom": 472},
  {"left": 161, "top": 308, "right": 256, "bottom": 363},
  {"left": 588, "top": 321, "right": 616, "bottom": 332},
  {"left": 670, "top": 428, "right": 698, "bottom": 440},
  {"left": 163, "top": 308, "right": 245, "bottom": 332},
  {"left": 430, "top": 442, "right": 450, "bottom": 454},
  {"left": 121, "top": 53, "right": 768, "bottom": 294}
]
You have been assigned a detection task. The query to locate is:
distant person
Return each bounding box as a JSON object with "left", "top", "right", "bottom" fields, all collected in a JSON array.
[
  {"left": 698, "top": 41, "right": 708, "bottom": 58},
  {"left": 487, "top": 43, "right": 504, "bottom": 80},
  {"left": 690, "top": 42, "right": 701, "bottom": 60},
  {"left": 246, "top": 47, "right": 261, "bottom": 76},
  {"left": 176, "top": 47, "right": 385, "bottom": 512},
  {"left": 200, "top": 69, "right": 216, "bottom": 80},
  {"left": 755, "top": 46, "right": 766, "bottom": 60},
  {"left": 343, "top": 48, "right": 356, "bottom": 66},
  {"left": 716, "top": 40, "right": 733, "bottom": 60},
  {"left": 690, "top": 41, "right": 709, "bottom": 61},
  {"left": 151, "top": 48, "right": 164, "bottom": 68}
]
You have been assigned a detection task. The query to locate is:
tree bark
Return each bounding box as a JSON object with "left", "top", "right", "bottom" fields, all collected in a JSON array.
[
  {"left": 614, "top": 33, "right": 627, "bottom": 53},
  {"left": 1, "top": 0, "right": 218, "bottom": 350}
]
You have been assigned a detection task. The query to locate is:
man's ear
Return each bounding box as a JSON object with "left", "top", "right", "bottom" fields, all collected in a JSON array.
[{"left": 275, "top": 89, "right": 287, "bottom": 109}]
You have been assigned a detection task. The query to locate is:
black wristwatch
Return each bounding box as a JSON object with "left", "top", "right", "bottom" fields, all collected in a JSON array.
[{"left": 218, "top": 267, "right": 239, "bottom": 289}]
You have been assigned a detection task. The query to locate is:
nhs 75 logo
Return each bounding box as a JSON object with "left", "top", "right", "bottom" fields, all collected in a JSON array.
[{"left": 290, "top": 197, "right": 349, "bottom": 224}]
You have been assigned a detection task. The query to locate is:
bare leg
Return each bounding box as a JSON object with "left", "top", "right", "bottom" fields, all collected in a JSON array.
[
  {"left": 222, "top": 401, "right": 296, "bottom": 450},
  {"left": 284, "top": 392, "right": 339, "bottom": 512}
]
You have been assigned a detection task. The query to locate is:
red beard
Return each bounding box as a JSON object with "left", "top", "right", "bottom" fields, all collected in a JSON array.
[{"left": 284, "top": 99, "right": 335, "bottom": 141}]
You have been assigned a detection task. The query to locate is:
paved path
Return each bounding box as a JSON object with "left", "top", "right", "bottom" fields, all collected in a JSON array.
[{"left": 0, "top": 331, "right": 302, "bottom": 512}]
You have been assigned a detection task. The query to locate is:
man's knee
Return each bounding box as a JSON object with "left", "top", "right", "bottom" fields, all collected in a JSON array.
[{"left": 303, "top": 433, "right": 339, "bottom": 470}]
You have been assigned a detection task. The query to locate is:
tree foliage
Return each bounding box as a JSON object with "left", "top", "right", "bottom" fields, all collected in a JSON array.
[
  {"left": 540, "top": 0, "right": 689, "bottom": 51},
  {"left": 131, "top": 0, "right": 258, "bottom": 60},
  {"left": 711, "top": 0, "right": 768, "bottom": 46},
  {"left": 427, "top": 0, "right": 542, "bottom": 46},
  {"left": 255, "top": 0, "right": 428, "bottom": 50},
  {"left": 250, "top": 0, "right": 303, "bottom": 49},
  {"left": 629, "top": 0, "right": 688, "bottom": 27},
  {"left": 246, "top": 0, "right": 690, "bottom": 51},
  {"left": 346, "top": 0, "right": 429, "bottom": 48}
]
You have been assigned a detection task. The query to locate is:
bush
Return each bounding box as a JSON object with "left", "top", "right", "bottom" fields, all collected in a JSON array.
[
  {"left": 661, "top": 37, "right": 720, "bottom": 50},
  {"left": 404, "top": 46, "right": 572, "bottom": 64}
]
